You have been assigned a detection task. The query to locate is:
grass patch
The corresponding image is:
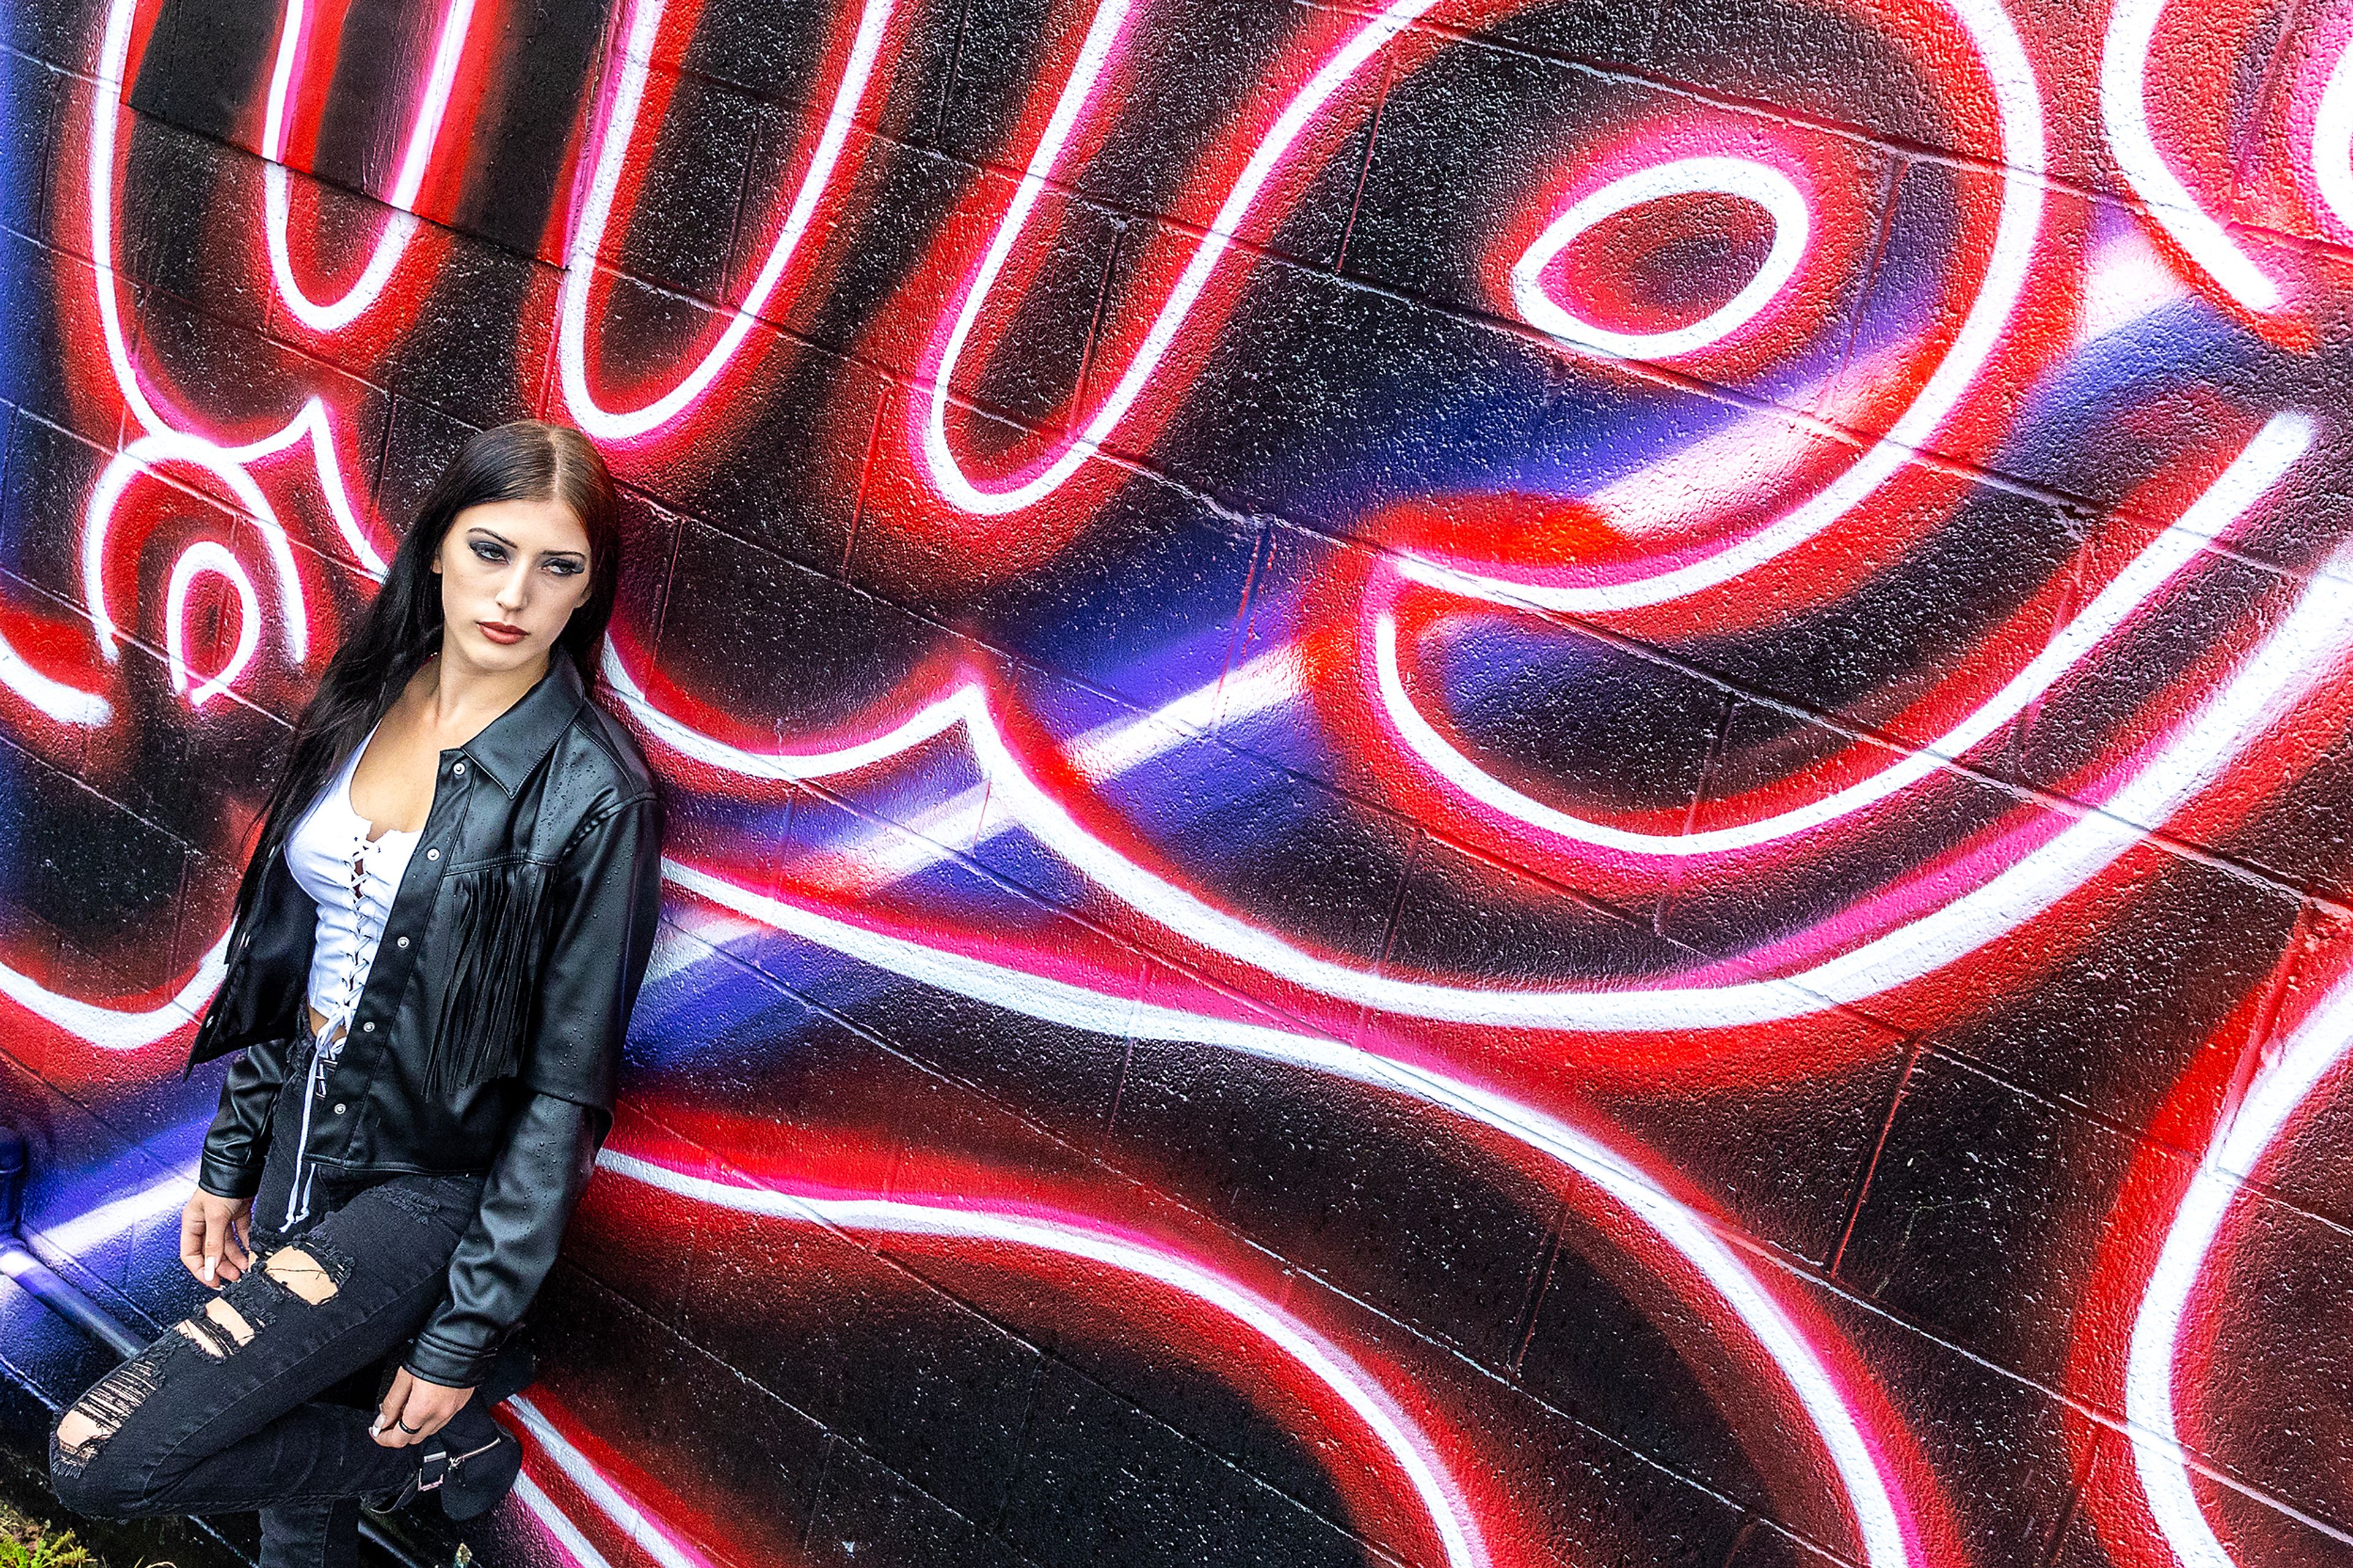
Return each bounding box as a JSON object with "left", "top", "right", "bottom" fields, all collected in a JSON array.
[{"left": 0, "top": 1493, "right": 99, "bottom": 1568}]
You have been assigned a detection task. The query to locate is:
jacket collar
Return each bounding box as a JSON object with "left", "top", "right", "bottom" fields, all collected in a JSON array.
[{"left": 457, "top": 653, "right": 587, "bottom": 796}]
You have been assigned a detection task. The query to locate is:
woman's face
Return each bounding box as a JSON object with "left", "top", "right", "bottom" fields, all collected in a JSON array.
[{"left": 430, "top": 498, "right": 596, "bottom": 675}]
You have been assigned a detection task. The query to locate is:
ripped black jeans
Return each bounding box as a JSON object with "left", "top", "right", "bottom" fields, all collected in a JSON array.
[{"left": 46, "top": 1021, "right": 490, "bottom": 1568}]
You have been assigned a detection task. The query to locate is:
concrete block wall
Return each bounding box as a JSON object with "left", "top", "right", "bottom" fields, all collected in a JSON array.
[{"left": 1, "top": 0, "right": 2350, "bottom": 1563}]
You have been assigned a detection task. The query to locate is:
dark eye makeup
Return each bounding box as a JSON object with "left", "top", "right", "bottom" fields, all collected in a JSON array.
[{"left": 466, "top": 531, "right": 586, "bottom": 576}]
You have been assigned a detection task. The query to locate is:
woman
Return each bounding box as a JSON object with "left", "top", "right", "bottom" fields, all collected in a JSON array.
[{"left": 45, "top": 420, "right": 665, "bottom": 1568}]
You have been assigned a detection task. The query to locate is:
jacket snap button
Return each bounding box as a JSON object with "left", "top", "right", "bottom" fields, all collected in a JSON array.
[
  {"left": 333, "top": 1103, "right": 346, "bottom": 1115},
  {"left": 453, "top": 762, "right": 466, "bottom": 775},
  {"left": 363, "top": 1021, "right": 376, "bottom": 1032},
  {"left": 426, "top": 848, "right": 440, "bottom": 860},
  {"left": 396, "top": 936, "right": 409, "bottom": 948}
]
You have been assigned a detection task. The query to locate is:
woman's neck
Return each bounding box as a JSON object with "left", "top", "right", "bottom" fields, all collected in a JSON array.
[{"left": 405, "top": 646, "right": 551, "bottom": 749}]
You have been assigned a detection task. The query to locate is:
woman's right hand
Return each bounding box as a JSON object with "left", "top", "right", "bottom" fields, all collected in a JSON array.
[{"left": 181, "top": 1189, "right": 255, "bottom": 1287}]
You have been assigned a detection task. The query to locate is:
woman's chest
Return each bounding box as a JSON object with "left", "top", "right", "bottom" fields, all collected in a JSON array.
[{"left": 347, "top": 715, "right": 444, "bottom": 836}]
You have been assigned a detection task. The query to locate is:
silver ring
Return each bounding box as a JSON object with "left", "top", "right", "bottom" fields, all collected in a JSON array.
[{"left": 395, "top": 1419, "right": 423, "bottom": 1434}]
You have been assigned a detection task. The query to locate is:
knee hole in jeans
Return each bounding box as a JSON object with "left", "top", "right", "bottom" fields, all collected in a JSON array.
[
  {"left": 261, "top": 1242, "right": 348, "bottom": 1305},
  {"left": 53, "top": 1336, "right": 178, "bottom": 1466}
]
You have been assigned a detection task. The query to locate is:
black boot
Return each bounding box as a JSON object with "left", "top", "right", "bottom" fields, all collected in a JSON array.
[
  {"left": 361, "top": 1404, "right": 518, "bottom": 1522},
  {"left": 358, "top": 1345, "right": 533, "bottom": 1520},
  {"left": 420, "top": 1402, "right": 521, "bottom": 1522}
]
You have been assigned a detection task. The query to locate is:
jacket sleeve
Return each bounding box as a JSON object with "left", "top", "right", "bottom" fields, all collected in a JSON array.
[
  {"left": 194, "top": 1031, "right": 298, "bottom": 1200},
  {"left": 401, "top": 1091, "right": 599, "bottom": 1386},
  {"left": 515, "top": 792, "right": 664, "bottom": 1129},
  {"left": 401, "top": 792, "right": 663, "bottom": 1387}
]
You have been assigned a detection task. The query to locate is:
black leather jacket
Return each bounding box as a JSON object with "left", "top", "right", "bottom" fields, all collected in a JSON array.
[{"left": 181, "top": 655, "right": 663, "bottom": 1387}]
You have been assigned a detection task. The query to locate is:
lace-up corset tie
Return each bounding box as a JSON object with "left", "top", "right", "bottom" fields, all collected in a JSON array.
[{"left": 278, "top": 719, "right": 420, "bottom": 1224}]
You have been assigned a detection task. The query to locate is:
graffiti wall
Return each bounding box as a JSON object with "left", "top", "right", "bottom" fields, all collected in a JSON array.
[{"left": 2, "top": 0, "right": 2352, "bottom": 1561}]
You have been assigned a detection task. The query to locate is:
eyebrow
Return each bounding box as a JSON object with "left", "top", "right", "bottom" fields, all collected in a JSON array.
[{"left": 468, "top": 525, "right": 586, "bottom": 561}]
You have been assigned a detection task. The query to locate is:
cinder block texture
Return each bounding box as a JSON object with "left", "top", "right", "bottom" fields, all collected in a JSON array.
[{"left": 4, "top": 0, "right": 2352, "bottom": 1564}]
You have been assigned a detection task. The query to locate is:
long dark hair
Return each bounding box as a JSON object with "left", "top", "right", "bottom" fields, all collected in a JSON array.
[{"left": 230, "top": 420, "right": 620, "bottom": 926}]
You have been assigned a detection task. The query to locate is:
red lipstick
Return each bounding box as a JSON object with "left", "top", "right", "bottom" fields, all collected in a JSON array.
[{"left": 478, "top": 620, "right": 527, "bottom": 645}]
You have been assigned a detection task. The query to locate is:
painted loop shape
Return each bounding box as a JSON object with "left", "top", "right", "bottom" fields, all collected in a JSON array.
[
  {"left": 261, "top": 0, "right": 479, "bottom": 333},
  {"left": 1510, "top": 156, "right": 1810, "bottom": 361},
  {"left": 163, "top": 541, "right": 261, "bottom": 709}
]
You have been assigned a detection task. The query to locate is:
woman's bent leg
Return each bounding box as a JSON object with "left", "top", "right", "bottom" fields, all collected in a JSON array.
[
  {"left": 257, "top": 1498, "right": 365, "bottom": 1568},
  {"left": 46, "top": 1173, "right": 485, "bottom": 1544}
]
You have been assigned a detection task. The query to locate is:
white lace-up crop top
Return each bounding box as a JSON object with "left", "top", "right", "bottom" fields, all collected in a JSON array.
[{"left": 284, "top": 719, "right": 422, "bottom": 1043}]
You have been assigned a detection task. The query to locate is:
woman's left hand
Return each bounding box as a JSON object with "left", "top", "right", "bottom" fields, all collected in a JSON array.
[{"left": 371, "top": 1367, "right": 475, "bottom": 1445}]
